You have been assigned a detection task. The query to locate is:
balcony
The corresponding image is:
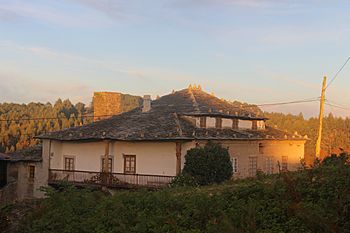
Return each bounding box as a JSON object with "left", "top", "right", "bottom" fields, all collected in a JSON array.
[{"left": 49, "top": 169, "right": 175, "bottom": 189}]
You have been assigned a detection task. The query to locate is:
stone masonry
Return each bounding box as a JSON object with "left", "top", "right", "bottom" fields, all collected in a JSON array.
[{"left": 93, "top": 92, "right": 142, "bottom": 121}]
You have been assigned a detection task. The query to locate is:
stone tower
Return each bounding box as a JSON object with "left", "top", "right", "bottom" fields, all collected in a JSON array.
[{"left": 93, "top": 92, "right": 142, "bottom": 121}]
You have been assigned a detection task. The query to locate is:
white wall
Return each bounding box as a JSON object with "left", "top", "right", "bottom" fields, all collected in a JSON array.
[
  {"left": 222, "top": 118, "right": 232, "bottom": 128},
  {"left": 48, "top": 138, "right": 305, "bottom": 179},
  {"left": 50, "top": 141, "right": 105, "bottom": 171},
  {"left": 238, "top": 120, "right": 252, "bottom": 129},
  {"left": 112, "top": 141, "right": 177, "bottom": 176},
  {"left": 206, "top": 117, "right": 216, "bottom": 128},
  {"left": 50, "top": 140, "right": 178, "bottom": 176}
]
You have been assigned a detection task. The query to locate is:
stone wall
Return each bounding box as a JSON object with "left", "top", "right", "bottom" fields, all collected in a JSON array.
[
  {"left": 0, "top": 160, "right": 47, "bottom": 205},
  {"left": 93, "top": 92, "right": 142, "bottom": 121}
]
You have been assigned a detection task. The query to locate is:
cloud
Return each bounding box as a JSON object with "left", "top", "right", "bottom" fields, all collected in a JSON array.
[
  {"left": 168, "top": 0, "right": 301, "bottom": 9},
  {"left": 0, "top": 72, "right": 92, "bottom": 103},
  {"left": 0, "top": 41, "right": 148, "bottom": 80},
  {"left": 73, "top": 0, "right": 122, "bottom": 18},
  {"left": 0, "top": 0, "right": 113, "bottom": 27}
]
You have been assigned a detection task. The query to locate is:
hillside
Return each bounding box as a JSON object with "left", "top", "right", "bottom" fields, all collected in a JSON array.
[{"left": 2, "top": 155, "right": 349, "bottom": 233}]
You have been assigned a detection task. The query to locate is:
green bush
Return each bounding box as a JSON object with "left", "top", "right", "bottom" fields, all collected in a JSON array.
[
  {"left": 182, "top": 141, "right": 233, "bottom": 185},
  {"left": 170, "top": 173, "right": 199, "bottom": 187},
  {"left": 17, "top": 154, "right": 350, "bottom": 233}
]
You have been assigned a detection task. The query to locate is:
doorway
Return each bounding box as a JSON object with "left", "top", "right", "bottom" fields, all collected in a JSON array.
[{"left": 0, "top": 161, "right": 7, "bottom": 188}]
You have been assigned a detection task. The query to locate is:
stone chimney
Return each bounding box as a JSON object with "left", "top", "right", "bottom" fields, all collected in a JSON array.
[{"left": 142, "top": 95, "right": 151, "bottom": 113}]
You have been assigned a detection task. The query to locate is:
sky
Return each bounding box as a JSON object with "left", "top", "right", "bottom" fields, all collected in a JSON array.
[{"left": 0, "top": 0, "right": 350, "bottom": 118}]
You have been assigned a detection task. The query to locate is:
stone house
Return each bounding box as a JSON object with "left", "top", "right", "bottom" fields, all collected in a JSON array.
[
  {"left": 0, "top": 145, "right": 48, "bottom": 203},
  {"left": 37, "top": 86, "right": 307, "bottom": 188}
]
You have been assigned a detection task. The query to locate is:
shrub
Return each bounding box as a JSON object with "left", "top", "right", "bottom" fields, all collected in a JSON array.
[
  {"left": 170, "top": 173, "right": 198, "bottom": 187},
  {"left": 182, "top": 141, "right": 233, "bottom": 185},
  {"left": 17, "top": 154, "right": 350, "bottom": 233}
]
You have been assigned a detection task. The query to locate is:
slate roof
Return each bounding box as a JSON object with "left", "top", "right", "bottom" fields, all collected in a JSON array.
[
  {"left": 37, "top": 88, "right": 307, "bottom": 142},
  {"left": 0, "top": 145, "right": 42, "bottom": 162}
]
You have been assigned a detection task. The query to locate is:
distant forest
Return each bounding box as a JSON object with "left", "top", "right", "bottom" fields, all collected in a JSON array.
[
  {"left": 0, "top": 99, "right": 349, "bottom": 157},
  {"left": 265, "top": 112, "right": 350, "bottom": 157},
  {"left": 0, "top": 99, "right": 93, "bottom": 153}
]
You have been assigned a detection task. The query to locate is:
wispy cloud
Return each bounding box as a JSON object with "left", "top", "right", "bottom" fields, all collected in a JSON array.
[
  {"left": 0, "top": 41, "right": 147, "bottom": 79},
  {"left": 168, "top": 0, "right": 305, "bottom": 9},
  {"left": 0, "top": 71, "right": 92, "bottom": 103},
  {"left": 0, "top": 0, "right": 113, "bottom": 26},
  {"left": 73, "top": 0, "right": 122, "bottom": 18}
]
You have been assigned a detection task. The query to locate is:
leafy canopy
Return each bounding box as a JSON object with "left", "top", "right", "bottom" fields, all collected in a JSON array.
[{"left": 182, "top": 141, "right": 233, "bottom": 185}]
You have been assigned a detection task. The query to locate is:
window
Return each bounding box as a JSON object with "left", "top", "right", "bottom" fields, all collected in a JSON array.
[
  {"left": 232, "top": 119, "right": 238, "bottom": 129},
  {"left": 29, "top": 165, "right": 35, "bottom": 181},
  {"left": 101, "top": 157, "right": 113, "bottom": 173},
  {"left": 215, "top": 117, "right": 222, "bottom": 129},
  {"left": 265, "top": 157, "right": 274, "bottom": 174},
  {"left": 64, "top": 157, "right": 75, "bottom": 171},
  {"left": 124, "top": 155, "right": 136, "bottom": 174},
  {"left": 200, "top": 116, "right": 206, "bottom": 128},
  {"left": 249, "top": 156, "right": 258, "bottom": 177},
  {"left": 259, "top": 143, "right": 264, "bottom": 154},
  {"left": 252, "top": 120, "right": 258, "bottom": 130},
  {"left": 231, "top": 157, "right": 238, "bottom": 173},
  {"left": 282, "top": 156, "right": 288, "bottom": 171}
]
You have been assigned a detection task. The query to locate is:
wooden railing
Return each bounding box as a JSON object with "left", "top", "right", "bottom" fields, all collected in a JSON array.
[{"left": 49, "top": 169, "right": 175, "bottom": 188}]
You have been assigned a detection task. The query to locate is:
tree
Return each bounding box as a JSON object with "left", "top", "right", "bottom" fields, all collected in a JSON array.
[
  {"left": 0, "top": 99, "right": 93, "bottom": 153},
  {"left": 182, "top": 141, "right": 233, "bottom": 185}
]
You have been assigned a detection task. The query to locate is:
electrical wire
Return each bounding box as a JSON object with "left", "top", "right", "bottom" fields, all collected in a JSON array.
[
  {"left": 255, "top": 97, "right": 320, "bottom": 107},
  {"left": 325, "top": 56, "right": 350, "bottom": 90},
  {"left": 0, "top": 114, "right": 113, "bottom": 123}
]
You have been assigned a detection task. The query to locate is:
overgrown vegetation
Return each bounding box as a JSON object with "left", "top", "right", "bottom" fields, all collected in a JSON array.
[
  {"left": 16, "top": 154, "right": 350, "bottom": 233},
  {"left": 0, "top": 100, "right": 93, "bottom": 153},
  {"left": 173, "top": 142, "right": 233, "bottom": 186}
]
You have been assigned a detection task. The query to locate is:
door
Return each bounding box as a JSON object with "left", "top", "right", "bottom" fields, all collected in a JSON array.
[{"left": 0, "top": 161, "right": 7, "bottom": 188}]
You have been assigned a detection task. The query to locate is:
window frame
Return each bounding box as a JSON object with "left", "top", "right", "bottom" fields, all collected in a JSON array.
[
  {"left": 232, "top": 118, "right": 238, "bottom": 129},
  {"left": 281, "top": 156, "right": 288, "bottom": 171},
  {"left": 248, "top": 156, "right": 258, "bottom": 177},
  {"left": 199, "top": 116, "right": 206, "bottom": 128},
  {"left": 231, "top": 157, "right": 238, "bottom": 173},
  {"left": 123, "top": 154, "right": 136, "bottom": 174},
  {"left": 259, "top": 143, "right": 264, "bottom": 154},
  {"left": 252, "top": 120, "right": 258, "bottom": 130},
  {"left": 265, "top": 156, "right": 274, "bottom": 174},
  {"left": 64, "top": 156, "right": 75, "bottom": 171},
  {"left": 101, "top": 156, "right": 113, "bottom": 173},
  {"left": 28, "top": 165, "right": 35, "bottom": 181},
  {"left": 215, "top": 117, "right": 222, "bottom": 129}
]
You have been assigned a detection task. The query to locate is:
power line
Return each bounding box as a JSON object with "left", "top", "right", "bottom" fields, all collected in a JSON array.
[
  {"left": 325, "top": 102, "right": 350, "bottom": 111},
  {"left": 325, "top": 99, "right": 350, "bottom": 109},
  {"left": 0, "top": 97, "right": 322, "bottom": 122},
  {"left": 0, "top": 114, "right": 115, "bottom": 123},
  {"left": 0, "top": 132, "right": 42, "bottom": 137},
  {"left": 325, "top": 56, "right": 350, "bottom": 90},
  {"left": 256, "top": 97, "right": 320, "bottom": 107}
]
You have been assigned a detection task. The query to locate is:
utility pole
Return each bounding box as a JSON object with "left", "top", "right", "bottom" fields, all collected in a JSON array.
[{"left": 315, "top": 76, "right": 327, "bottom": 160}]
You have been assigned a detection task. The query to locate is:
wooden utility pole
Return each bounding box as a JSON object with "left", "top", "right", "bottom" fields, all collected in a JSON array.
[{"left": 315, "top": 76, "right": 327, "bottom": 159}]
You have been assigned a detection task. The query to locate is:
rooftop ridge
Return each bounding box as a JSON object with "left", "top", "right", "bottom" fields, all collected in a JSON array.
[
  {"left": 173, "top": 112, "right": 183, "bottom": 137},
  {"left": 187, "top": 87, "right": 200, "bottom": 113}
]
